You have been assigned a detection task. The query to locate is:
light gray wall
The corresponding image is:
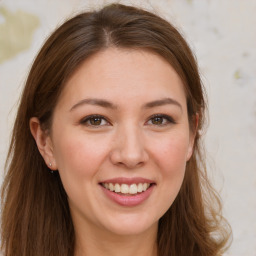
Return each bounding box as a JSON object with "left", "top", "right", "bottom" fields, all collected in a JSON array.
[{"left": 0, "top": 0, "right": 255, "bottom": 255}]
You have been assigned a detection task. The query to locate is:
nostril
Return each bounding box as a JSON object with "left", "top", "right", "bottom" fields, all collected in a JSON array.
[
  {"left": 110, "top": 151, "right": 147, "bottom": 169},
  {"left": 109, "top": 135, "right": 149, "bottom": 168}
]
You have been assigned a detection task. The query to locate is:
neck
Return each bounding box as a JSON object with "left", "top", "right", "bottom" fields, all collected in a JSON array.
[{"left": 74, "top": 222, "right": 158, "bottom": 256}]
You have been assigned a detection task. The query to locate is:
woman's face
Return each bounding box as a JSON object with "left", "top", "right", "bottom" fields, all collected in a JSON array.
[{"left": 47, "top": 48, "right": 195, "bottom": 236}]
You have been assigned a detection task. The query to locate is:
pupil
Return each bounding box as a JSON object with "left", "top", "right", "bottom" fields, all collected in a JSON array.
[
  {"left": 152, "top": 117, "right": 163, "bottom": 124},
  {"left": 91, "top": 117, "right": 101, "bottom": 125}
]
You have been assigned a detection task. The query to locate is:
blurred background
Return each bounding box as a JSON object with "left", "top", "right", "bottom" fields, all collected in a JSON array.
[{"left": 0, "top": 0, "right": 255, "bottom": 255}]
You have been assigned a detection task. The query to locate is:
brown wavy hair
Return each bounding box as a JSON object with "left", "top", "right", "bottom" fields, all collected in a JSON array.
[{"left": 1, "top": 3, "right": 231, "bottom": 256}]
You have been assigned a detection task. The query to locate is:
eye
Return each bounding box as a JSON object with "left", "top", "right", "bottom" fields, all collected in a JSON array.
[
  {"left": 146, "top": 114, "right": 175, "bottom": 126},
  {"left": 80, "top": 115, "right": 109, "bottom": 127}
]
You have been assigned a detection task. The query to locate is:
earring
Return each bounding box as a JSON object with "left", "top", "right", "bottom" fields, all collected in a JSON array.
[{"left": 49, "top": 163, "right": 54, "bottom": 174}]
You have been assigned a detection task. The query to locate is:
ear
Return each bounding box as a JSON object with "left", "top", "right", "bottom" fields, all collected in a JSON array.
[
  {"left": 30, "top": 117, "right": 57, "bottom": 170},
  {"left": 186, "top": 113, "right": 199, "bottom": 161}
]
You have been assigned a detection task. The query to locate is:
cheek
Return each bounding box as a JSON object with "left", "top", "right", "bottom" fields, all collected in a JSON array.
[
  {"left": 153, "top": 133, "right": 189, "bottom": 173},
  {"left": 152, "top": 132, "right": 189, "bottom": 194},
  {"left": 52, "top": 132, "right": 110, "bottom": 178},
  {"left": 159, "top": 143, "right": 187, "bottom": 191},
  {"left": 149, "top": 134, "right": 189, "bottom": 217}
]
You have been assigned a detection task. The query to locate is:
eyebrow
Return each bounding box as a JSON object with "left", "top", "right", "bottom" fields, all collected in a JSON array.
[
  {"left": 143, "top": 98, "right": 182, "bottom": 110},
  {"left": 70, "top": 98, "right": 117, "bottom": 111},
  {"left": 70, "top": 97, "right": 182, "bottom": 111}
]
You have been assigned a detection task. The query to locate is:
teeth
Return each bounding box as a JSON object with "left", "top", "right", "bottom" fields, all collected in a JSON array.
[
  {"left": 137, "top": 183, "right": 143, "bottom": 193},
  {"left": 114, "top": 183, "right": 120, "bottom": 192},
  {"left": 109, "top": 183, "right": 114, "bottom": 191},
  {"left": 102, "top": 182, "right": 151, "bottom": 195},
  {"left": 143, "top": 183, "right": 148, "bottom": 191},
  {"left": 120, "top": 184, "right": 129, "bottom": 193},
  {"left": 129, "top": 184, "right": 137, "bottom": 194}
]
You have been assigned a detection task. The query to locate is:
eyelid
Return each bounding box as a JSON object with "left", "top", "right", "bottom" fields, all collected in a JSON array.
[
  {"left": 146, "top": 114, "right": 176, "bottom": 125},
  {"left": 79, "top": 113, "right": 175, "bottom": 127},
  {"left": 80, "top": 114, "right": 111, "bottom": 127}
]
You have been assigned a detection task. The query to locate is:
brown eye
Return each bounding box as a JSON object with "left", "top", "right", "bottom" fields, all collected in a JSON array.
[
  {"left": 146, "top": 114, "right": 175, "bottom": 126},
  {"left": 89, "top": 117, "right": 103, "bottom": 125},
  {"left": 81, "top": 115, "right": 109, "bottom": 126},
  {"left": 151, "top": 116, "right": 164, "bottom": 125}
]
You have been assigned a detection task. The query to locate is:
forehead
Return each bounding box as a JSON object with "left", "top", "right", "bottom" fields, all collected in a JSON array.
[{"left": 56, "top": 48, "right": 187, "bottom": 109}]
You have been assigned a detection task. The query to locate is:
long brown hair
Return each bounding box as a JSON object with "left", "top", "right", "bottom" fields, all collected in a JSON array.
[{"left": 1, "top": 3, "right": 231, "bottom": 256}]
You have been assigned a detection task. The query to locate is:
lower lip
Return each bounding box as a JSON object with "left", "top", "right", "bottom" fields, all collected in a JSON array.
[{"left": 101, "top": 185, "right": 155, "bottom": 207}]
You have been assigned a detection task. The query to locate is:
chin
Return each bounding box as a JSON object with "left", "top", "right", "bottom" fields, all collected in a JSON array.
[{"left": 101, "top": 214, "right": 159, "bottom": 236}]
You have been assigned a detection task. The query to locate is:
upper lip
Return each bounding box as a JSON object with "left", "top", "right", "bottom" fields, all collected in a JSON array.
[{"left": 99, "top": 177, "right": 155, "bottom": 185}]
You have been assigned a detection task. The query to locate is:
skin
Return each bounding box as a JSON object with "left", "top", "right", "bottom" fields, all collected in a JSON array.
[{"left": 30, "top": 48, "right": 196, "bottom": 256}]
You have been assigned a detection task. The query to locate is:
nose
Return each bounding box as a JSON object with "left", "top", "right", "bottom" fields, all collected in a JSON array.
[{"left": 110, "top": 124, "right": 149, "bottom": 169}]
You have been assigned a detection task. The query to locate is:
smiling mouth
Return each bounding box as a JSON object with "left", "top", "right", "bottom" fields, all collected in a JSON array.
[{"left": 100, "top": 182, "right": 154, "bottom": 196}]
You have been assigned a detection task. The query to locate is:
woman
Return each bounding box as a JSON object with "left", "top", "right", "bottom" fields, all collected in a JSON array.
[{"left": 1, "top": 3, "right": 231, "bottom": 256}]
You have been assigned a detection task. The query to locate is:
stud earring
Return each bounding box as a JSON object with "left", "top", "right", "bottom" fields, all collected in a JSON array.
[{"left": 49, "top": 163, "right": 54, "bottom": 174}]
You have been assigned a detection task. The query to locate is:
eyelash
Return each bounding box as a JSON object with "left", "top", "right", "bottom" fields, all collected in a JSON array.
[
  {"left": 80, "top": 114, "right": 175, "bottom": 127},
  {"left": 146, "top": 114, "right": 176, "bottom": 126},
  {"left": 80, "top": 115, "right": 110, "bottom": 127}
]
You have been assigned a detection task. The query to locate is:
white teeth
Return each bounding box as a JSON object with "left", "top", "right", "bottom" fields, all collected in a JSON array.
[
  {"left": 114, "top": 183, "right": 121, "bottom": 192},
  {"left": 120, "top": 184, "right": 129, "bottom": 194},
  {"left": 109, "top": 183, "right": 114, "bottom": 191},
  {"left": 143, "top": 183, "right": 148, "bottom": 192},
  {"left": 129, "top": 184, "right": 137, "bottom": 194},
  {"left": 102, "top": 182, "right": 151, "bottom": 195},
  {"left": 137, "top": 183, "right": 143, "bottom": 193}
]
